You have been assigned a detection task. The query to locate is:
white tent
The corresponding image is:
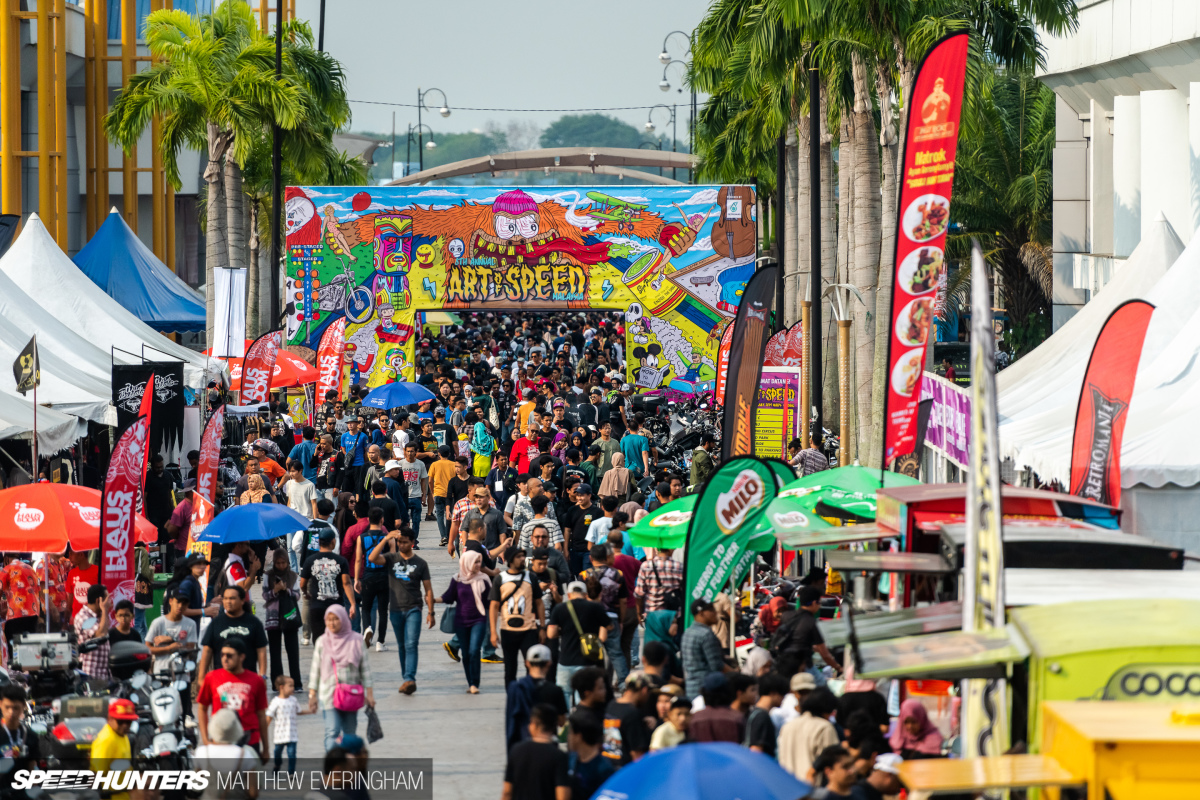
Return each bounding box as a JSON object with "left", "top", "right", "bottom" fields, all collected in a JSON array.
[
  {"left": 0, "top": 214, "right": 215, "bottom": 389},
  {"left": 0, "top": 311, "right": 115, "bottom": 424},
  {"left": 0, "top": 390, "right": 82, "bottom": 454},
  {"left": 996, "top": 215, "right": 1191, "bottom": 481}
]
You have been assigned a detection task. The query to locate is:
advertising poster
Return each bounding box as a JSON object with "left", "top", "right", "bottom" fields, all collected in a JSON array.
[
  {"left": 112, "top": 362, "right": 185, "bottom": 454},
  {"left": 921, "top": 374, "right": 971, "bottom": 468},
  {"left": 240, "top": 330, "right": 282, "bottom": 405},
  {"left": 882, "top": 33, "right": 969, "bottom": 466},
  {"left": 284, "top": 185, "right": 756, "bottom": 396},
  {"left": 1069, "top": 300, "right": 1154, "bottom": 508},
  {"left": 720, "top": 265, "right": 777, "bottom": 461},
  {"left": 286, "top": 387, "right": 312, "bottom": 429},
  {"left": 753, "top": 368, "right": 802, "bottom": 460}
]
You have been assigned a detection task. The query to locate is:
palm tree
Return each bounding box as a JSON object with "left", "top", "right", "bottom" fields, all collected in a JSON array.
[
  {"left": 945, "top": 68, "right": 1054, "bottom": 357},
  {"left": 105, "top": 0, "right": 302, "bottom": 342}
]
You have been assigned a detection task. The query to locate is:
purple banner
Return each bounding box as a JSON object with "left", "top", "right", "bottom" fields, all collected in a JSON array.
[{"left": 921, "top": 373, "right": 970, "bottom": 467}]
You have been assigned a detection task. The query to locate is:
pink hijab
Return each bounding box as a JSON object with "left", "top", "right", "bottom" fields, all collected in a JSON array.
[
  {"left": 456, "top": 550, "right": 490, "bottom": 616},
  {"left": 890, "top": 699, "right": 944, "bottom": 755},
  {"left": 320, "top": 604, "right": 362, "bottom": 673}
]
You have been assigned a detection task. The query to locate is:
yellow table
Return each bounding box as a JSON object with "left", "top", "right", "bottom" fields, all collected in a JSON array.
[{"left": 898, "top": 754, "right": 1081, "bottom": 798}]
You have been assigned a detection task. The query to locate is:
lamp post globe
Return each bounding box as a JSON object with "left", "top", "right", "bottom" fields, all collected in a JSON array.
[
  {"left": 644, "top": 121, "right": 655, "bottom": 132},
  {"left": 659, "top": 79, "right": 670, "bottom": 92},
  {"left": 425, "top": 139, "right": 437, "bottom": 150},
  {"left": 439, "top": 106, "right": 451, "bottom": 118},
  {"left": 658, "top": 50, "right": 671, "bottom": 64}
]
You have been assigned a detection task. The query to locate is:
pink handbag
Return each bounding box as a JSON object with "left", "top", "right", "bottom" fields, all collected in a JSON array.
[{"left": 331, "top": 660, "right": 365, "bottom": 712}]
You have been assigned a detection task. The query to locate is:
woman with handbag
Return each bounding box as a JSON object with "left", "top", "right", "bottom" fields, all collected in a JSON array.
[
  {"left": 307, "top": 604, "right": 375, "bottom": 750},
  {"left": 433, "top": 550, "right": 491, "bottom": 694},
  {"left": 263, "top": 550, "right": 303, "bottom": 691}
]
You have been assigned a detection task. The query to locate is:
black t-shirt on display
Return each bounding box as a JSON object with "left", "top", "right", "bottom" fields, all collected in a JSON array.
[
  {"left": 200, "top": 611, "right": 268, "bottom": 671},
  {"left": 300, "top": 552, "right": 351, "bottom": 604},
  {"left": 549, "top": 598, "right": 608, "bottom": 667},
  {"left": 504, "top": 740, "right": 569, "bottom": 800}
]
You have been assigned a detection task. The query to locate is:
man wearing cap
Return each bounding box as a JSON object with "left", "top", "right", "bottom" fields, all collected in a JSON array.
[
  {"left": 504, "top": 643, "right": 566, "bottom": 752},
  {"left": 852, "top": 753, "right": 905, "bottom": 800},
  {"left": 581, "top": 444, "right": 602, "bottom": 487},
  {"left": 90, "top": 698, "right": 139, "bottom": 800},
  {"left": 380, "top": 461, "right": 408, "bottom": 513},
  {"left": 771, "top": 671, "right": 817, "bottom": 733},
  {"left": 197, "top": 636, "right": 270, "bottom": 757},
  {"left": 681, "top": 598, "right": 735, "bottom": 700}
]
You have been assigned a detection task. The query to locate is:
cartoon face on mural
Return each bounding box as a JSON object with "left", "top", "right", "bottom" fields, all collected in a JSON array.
[{"left": 285, "top": 185, "right": 756, "bottom": 392}]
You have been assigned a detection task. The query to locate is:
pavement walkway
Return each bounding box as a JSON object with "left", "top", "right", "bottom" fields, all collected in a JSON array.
[{"left": 287, "top": 543, "right": 507, "bottom": 800}]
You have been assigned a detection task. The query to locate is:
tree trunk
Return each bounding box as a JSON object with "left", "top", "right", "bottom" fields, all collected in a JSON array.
[
  {"left": 836, "top": 114, "right": 853, "bottom": 451},
  {"left": 247, "top": 198, "right": 260, "bottom": 337},
  {"left": 203, "top": 123, "right": 231, "bottom": 346},
  {"left": 783, "top": 126, "right": 799, "bottom": 326},
  {"left": 795, "top": 112, "right": 812, "bottom": 314},
  {"left": 851, "top": 51, "right": 882, "bottom": 463},
  {"left": 225, "top": 156, "right": 246, "bottom": 274},
  {"left": 820, "top": 86, "right": 837, "bottom": 428},
  {"left": 868, "top": 46, "right": 916, "bottom": 468}
]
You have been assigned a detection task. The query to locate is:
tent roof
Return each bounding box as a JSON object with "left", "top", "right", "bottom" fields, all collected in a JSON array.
[
  {"left": 0, "top": 390, "right": 81, "bottom": 454},
  {"left": 74, "top": 210, "right": 205, "bottom": 333},
  {"left": 0, "top": 214, "right": 215, "bottom": 389},
  {"left": 995, "top": 215, "right": 1191, "bottom": 482}
]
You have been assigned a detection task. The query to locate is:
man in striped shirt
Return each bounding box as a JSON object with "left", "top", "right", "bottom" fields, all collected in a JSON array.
[{"left": 635, "top": 549, "right": 683, "bottom": 618}]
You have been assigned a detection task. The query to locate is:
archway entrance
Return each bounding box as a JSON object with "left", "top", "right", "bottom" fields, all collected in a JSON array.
[{"left": 284, "top": 184, "right": 758, "bottom": 396}]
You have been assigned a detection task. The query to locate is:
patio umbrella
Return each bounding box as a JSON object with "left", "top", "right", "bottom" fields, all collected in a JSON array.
[
  {"left": 595, "top": 742, "right": 810, "bottom": 800},
  {"left": 360, "top": 381, "right": 437, "bottom": 410},
  {"left": 0, "top": 484, "right": 158, "bottom": 552},
  {"left": 193, "top": 503, "right": 311, "bottom": 545},
  {"left": 204, "top": 340, "right": 318, "bottom": 390},
  {"left": 627, "top": 495, "right": 696, "bottom": 549}
]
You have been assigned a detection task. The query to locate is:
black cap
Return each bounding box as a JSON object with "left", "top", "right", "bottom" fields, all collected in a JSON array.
[
  {"left": 690, "top": 597, "right": 715, "bottom": 617},
  {"left": 588, "top": 443, "right": 602, "bottom": 455}
]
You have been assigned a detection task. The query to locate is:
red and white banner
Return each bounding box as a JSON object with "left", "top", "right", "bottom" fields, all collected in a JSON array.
[
  {"left": 133, "top": 372, "right": 154, "bottom": 516},
  {"left": 194, "top": 405, "right": 225, "bottom": 515},
  {"left": 714, "top": 322, "right": 735, "bottom": 405},
  {"left": 763, "top": 330, "right": 787, "bottom": 367},
  {"left": 882, "top": 33, "right": 968, "bottom": 466},
  {"left": 240, "top": 330, "right": 282, "bottom": 405},
  {"left": 100, "top": 414, "right": 149, "bottom": 605},
  {"left": 316, "top": 318, "right": 347, "bottom": 402},
  {"left": 1069, "top": 300, "right": 1154, "bottom": 507},
  {"left": 782, "top": 321, "right": 804, "bottom": 367}
]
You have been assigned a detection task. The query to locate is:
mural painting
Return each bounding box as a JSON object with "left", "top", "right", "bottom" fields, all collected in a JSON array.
[{"left": 284, "top": 185, "right": 758, "bottom": 394}]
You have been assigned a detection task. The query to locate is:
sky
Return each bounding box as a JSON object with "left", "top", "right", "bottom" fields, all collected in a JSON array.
[{"left": 292, "top": 0, "right": 711, "bottom": 141}]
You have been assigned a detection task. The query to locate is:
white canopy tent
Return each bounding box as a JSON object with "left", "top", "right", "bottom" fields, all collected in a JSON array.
[
  {"left": 996, "top": 215, "right": 1192, "bottom": 482},
  {"left": 0, "top": 390, "right": 83, "bottom": 455},
  {"left": 0, "top": 311, "right": 115, "bottom": 424},
  {"left": 0, "top": 215, "right": 216, "bottom": 389}
]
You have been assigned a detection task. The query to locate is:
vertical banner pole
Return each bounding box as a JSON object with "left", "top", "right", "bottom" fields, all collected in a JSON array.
[
  {"left": 838, "top": 319, "right": 851, "bottom": 465},
  {"left": 800, "top": 297, "right": 811, "bottom": 448}
]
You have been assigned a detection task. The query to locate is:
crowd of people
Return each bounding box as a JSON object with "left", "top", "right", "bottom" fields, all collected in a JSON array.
[{"left": 0, "top": 310, "right": 926, "bottom": 800}]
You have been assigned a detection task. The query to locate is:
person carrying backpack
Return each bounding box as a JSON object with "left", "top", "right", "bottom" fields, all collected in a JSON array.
[{"left": 579, "top": 544, "right": 630, "bottom": 687}]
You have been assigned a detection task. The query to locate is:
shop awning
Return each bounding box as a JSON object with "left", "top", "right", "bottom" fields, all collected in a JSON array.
[
  {"left": 857, "top": 627, "right": 1029, "bottom": 680},
  {"left": 819, "top": 602, "right": 963, "bottom": 648},
  {"left": 824, "top": 550, "right": 956, "bottom": 574},
  {"left": 74, "top": 210, "right": 205, "bottom": 333}
]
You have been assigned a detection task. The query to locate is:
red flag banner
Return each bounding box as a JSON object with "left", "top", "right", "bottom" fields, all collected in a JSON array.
[
  {"left": 763, "top": 331, "right": 787, "bottom": 367},
  {"left": 721, "top": 265, "right": 778, "bottom": 462},
  {"left": 316, "top": 318, "right": 348, "bottom": 403},
  {"left": 133, "top": 372, "right": 154, "bottom": 517},
  {"left": 1069, "top": 300, "right": 1154, "bottom": 507},
  {"left": 240, "top": 330, "right": 283, "bottom": 405},
  {"left": 100, "top": 414, "right": 149, "bottom": 604},
  {"left": 782, "top": 321, "right": 804, "bottom": 367},
  {"left": 882, "top": 32, "right": 969, "bottom": 466},
  {"left": 714, "top": 322, "right": 735, "bottom": 406},
  {"left": 186, "top": 405, "right": 225, "bottom": 601}
]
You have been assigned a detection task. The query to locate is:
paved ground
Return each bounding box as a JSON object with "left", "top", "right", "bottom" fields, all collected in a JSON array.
[{"left": 288, "top": 542, "right": 507, "bottom": 800}]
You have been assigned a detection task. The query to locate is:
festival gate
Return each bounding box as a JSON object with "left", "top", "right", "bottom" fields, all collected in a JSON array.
[{"left": 284, "top": 186, "right": 757, "bottom": 397}]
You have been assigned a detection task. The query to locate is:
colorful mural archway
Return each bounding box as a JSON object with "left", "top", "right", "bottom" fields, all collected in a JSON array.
[{"left": 285, "top": 185, "right": 758, "bottom": 396}]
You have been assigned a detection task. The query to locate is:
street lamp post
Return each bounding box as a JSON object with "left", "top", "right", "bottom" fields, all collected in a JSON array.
[
  {"left": 405, "top": 124, "right": 437, "bottom": 178},
  {"left": 658, "top": 30, "right": 695, "bottom": 182},
  {"left": 416, "top": 87, "right": 450, "bottom": 172},
  {"left": 644, "top": 105, "right": 677, "bottom": 181}
]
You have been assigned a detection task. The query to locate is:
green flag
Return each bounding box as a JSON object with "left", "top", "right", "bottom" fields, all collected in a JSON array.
[{"left": 682, "top": 456, "right": 778, "bottom": 626}]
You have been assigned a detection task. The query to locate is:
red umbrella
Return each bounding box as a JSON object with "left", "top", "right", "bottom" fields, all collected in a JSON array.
[
  {"left": 0, "top": 484, "right": 158, "bottom": 552},
  {"left": 204, "top": 339, "right": 318, "bottom": 390}
]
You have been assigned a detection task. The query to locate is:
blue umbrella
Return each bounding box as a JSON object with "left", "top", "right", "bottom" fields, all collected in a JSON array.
[
  {"left": 595, "top": 743, "right": 810, "bottom": 800},
  {"left": 194, "top": 503, "right": 312, "bottom": 544},
  {"left": 360, "top": 381, "right": 437, "bottom": 410}
]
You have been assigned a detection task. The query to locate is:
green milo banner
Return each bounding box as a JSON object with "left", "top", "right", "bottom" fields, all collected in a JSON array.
[{"left": 683, "top": 456, "right": 779, "bottom": 626}]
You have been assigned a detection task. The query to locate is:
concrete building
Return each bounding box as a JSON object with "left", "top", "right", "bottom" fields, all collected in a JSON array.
[{"left": 1038, "top": 0, "right": 1200, "bottom": 328}]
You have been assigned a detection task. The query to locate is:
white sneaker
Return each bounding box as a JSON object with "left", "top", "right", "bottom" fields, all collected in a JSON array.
[
  {"left": 375, "top": 642, "right": 387, "bottom": 652},
  {"left": 301, "top": 634, "right": 311, "bottom": 646},
  {"left": 363, "top": 626, "right": 374, "bottom": 647}
]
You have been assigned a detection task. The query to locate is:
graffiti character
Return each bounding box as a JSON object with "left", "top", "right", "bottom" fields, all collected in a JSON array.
[
  {"left": 447, "top": 238, "right": 465, "bottom": 259},
  {"left": 632, "top": 344, "right": 672, "bottom": 389},
  {"left": 323, "top": 205, "right": 354, "bottom": 259},
  {"left": 372, "top": 215, "right": 413, "bottom": 311},
  {"left": 285, "top": 188, "right": 320, "bottom": 245}
]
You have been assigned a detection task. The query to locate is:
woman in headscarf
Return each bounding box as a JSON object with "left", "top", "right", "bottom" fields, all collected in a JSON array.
[
  {"left": 468, "top": 419, "right": 496, "bottom": 478},
  {"left": 307, "top": 604, "right": 375, "bottom": 751},
  {"left": 741, "top": 646, "right": 774, "bottom": 677},
  {"left": 434, "top": 550, "right": 491, "bottom": 694},
  {"left": 890, "top": 698, "right": 944, "bottom": 758},
  {"left": 643, "top": 608, "right": 681, "bottom": 681},
  {"left": 239, "top": 473, "right": 273, "bottom": 506},
  {"left": 759, "top": 596, "right": 789, "bottom": 635},
  {"left": 597, "top": 452, "right": 632, "bottom": 503},
  {"left": 619, "top": 500, "right": 642, "bottom": 521},
  {"left": 568, "top": 430, "right": 587, "bottom": 456}
]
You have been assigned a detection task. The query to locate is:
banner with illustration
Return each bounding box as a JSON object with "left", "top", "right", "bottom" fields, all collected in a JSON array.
[
  {"left": 1069, "top": 300, "right": 1154, "bottom": 508},
  {"left": 754, "top": 368, "right": 803, "bottom": 460},
  {"left": 882, "top": 33, "right": 969, "bottom": 466},
  {"left": 100, "top": 375, "right": 153, "bottom": 606},
  {"left": 284, "top": 185, "right": 756, "bottom": 395},
  {"left": 682, "top": 456, "right": 779, "bottom": 626},
  {"left": 240, "top": 330, "right": 282, "bottom": 406},
  {"left": 112, "top": 362, "right": 185, "bottom": 454}
]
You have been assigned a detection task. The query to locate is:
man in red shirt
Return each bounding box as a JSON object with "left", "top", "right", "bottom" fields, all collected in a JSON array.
[
  {"left": 510, "top": 426, "right": 540, "bottom": 476},
  {"left": 65, "top": 548, "right": 99, "bottom": 621},
  {"left": 197, "top": 636, "right": 269, "bottom": 756}
]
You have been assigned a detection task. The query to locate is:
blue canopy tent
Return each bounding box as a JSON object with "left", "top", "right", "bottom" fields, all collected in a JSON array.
[{"left": 73, "top": 209, "right": 205, "bottom": 332}]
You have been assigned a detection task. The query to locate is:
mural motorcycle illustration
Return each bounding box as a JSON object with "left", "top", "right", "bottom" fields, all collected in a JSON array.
[{"left": 285, "top": 185, "right": 757, "bottom": 394}]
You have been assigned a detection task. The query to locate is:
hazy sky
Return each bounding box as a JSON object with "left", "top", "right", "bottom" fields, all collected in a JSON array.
[{"left": 292, "top": 0, "right": 711, "bottom": 142}]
